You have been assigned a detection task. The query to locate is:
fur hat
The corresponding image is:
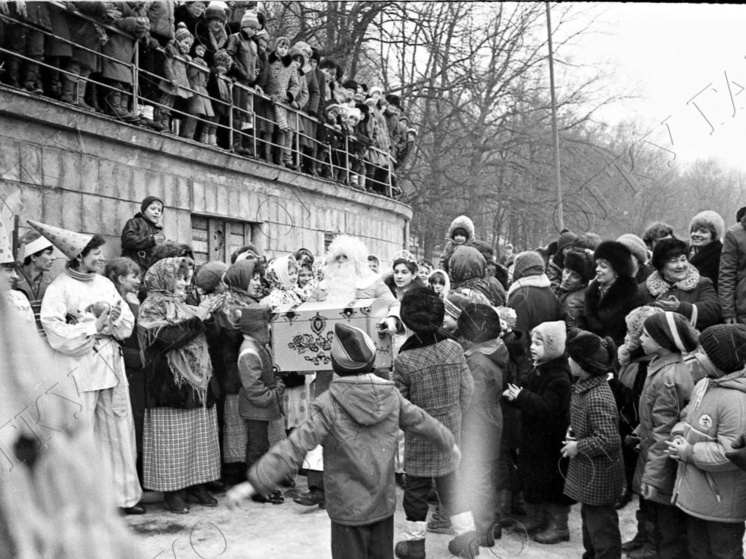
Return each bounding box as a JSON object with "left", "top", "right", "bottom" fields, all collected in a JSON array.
[
  {"left": 689, "top": 210, "right": 725, "bottom": 242},
  {"left": 444, "top": 292, "right": 470, "bottom": 320},
  {"left": 400, "top": 287, "right": 444, "bottom": 333},
  {"left": 512, "top": 251, "right": 545, "bottom": 280},
  {"left": 643, "top": 311, "right": 699, "bottom": 354},
  {"left": 385, "top": 94, "right": 401, "bottom": 107},
  {"left": 531, "top": 321, "right": 566, "bottom": 362},
  {"left": 241, "top": 11, "right": 261, "bottom": 30},
  {"left": 325, "top": 103, "right": 341, "bottom": 115},
  {"left": 563, "top": 249, "right": 595, "bottom": 284},
  {"left": 594, "top": 241, "right": 634, "bottom": 279},
  {"left": 240, "top": 304, "right": 270, "bottom": 343},
  {"left": 342, "top": 79, "right": 358, "bottom": 91},
  {"left": 205, "top": 1, "right": 228, "bottom": 22},
  {"left": 651, "top": 238, "right": 689, "bottom": 272},
  {"left": 369, "top": 86, "right": 383, "bottom": 96},
  {"left": 331, "top": 323, "right": 376, "bottom": 375},
  {"left": 567, "top": 330, "right": 616, "bottom": 376},
  {"left": 194, "top": 261, "right": 228, "bottom": 294},
  {"left": 288, "top": 45, "right": 306, "bottom": 66},
  {"left": 616, "top": 234, "right": 648, "bottom": 265},
  {"left": 624, "top": 305, "right": 664, "bottom": 350},
  {"left": 697, "top": 324, "right": 746, "bottom": 377},
  {"left": 458, "top": 303, "right": 501, "bottom": 343}
]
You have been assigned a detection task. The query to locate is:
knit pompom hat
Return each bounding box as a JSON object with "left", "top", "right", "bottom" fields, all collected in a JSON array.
[
  {"left": 512, "top": 251, "right": 545, "bottom": 280},
  {"left": 531, "top": 321, "right": 566, "bottom": 362},
  {"left": 331, "top": 323, "right": 377, "bottom": 375},
  {"left": 697, "top": 324, "right": 746, "bottom": 377},
  {"left": 651, "top": 238, "right": 689, "bottom": 272},
  {"left": 689, "top": 210, "right": 725, "bottom": 242},
  {"left": 240, "top": 11, "right": 261, "bottom": 30},
  {"left": 643, "top": 311, "right": 699, "bottom": 354},
  {"left": 458, "top": 303, "right": 502, "bottom": 343},
  {"left": 594, "top": 241, "right": 634, "bottom": 279},
  {"left": 400, "top": 287, "right": 445, "bottom": 334},
  {"left": 567, "top": 330, "right": 616, "bottom": 376},
  {"left": 624, "top": 305, "right": 664, "bottom": 350},
  {"left": 194, "top": 261, "right": 228, "bottom": 294},
  {"left": 563, "top": 249, "right": 595, "bottom": 284},
  {"left": 175, "top": 22, "right": 193, "bottom": 42},
  {"left": 617, "top": 234, "right": 648, "bottom": 265}
]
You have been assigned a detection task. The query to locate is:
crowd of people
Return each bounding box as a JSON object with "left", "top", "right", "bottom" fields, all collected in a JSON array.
[
  {"left": 5, "top": 199, "right": 746, "bottom": 559},
  {"left": 0, "top": 1, "right": 416, "bottom": 196}
]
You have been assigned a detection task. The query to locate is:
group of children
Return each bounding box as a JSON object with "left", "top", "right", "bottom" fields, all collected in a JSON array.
[{"left": 0, "top": 1, "right": 416, "bottom": 197}]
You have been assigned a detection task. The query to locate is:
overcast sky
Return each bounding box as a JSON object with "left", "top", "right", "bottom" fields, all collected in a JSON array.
[{"left": 564, "top": 2, "right": 746, "bottom": 172}]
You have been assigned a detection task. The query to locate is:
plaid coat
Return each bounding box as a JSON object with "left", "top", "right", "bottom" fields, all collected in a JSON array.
[
  {"left": 564, "top": 375, "right": 625, "bottom": 506},
  {"left": 394, "top": 335, "right": 474, "bottom": 477}
]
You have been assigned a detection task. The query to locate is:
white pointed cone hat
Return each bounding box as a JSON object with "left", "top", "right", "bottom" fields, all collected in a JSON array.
[
  {"left": 0, "top": 218, "right": 14, "bottom": 264},
  {"left": 27, "top": 220, "right": 93, "bottom": 261}
]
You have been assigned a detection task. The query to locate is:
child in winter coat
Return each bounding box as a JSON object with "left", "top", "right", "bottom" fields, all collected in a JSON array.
[
  {"left": 439, "top": 216, "right": 476, "bottom": 273},
  {"left": 227, "top": 323, "right": 458, "bottom": 559},
  {"left": 158, "top": 24, "right": 194, "bottom": 137},
  {"left": 667, "top": 324, "right": 746, "bottom": 559},
  {"left": 258, "top": 36, "right": 300, "bottom": 164},
  {"left": 188, "top": 45, "right": 216, "bottom": 145},
  {"left": 236, "top": 304, "right": 285, "bottom": 504},
  {"left": 503, "top": 320, "right": 572, "bottom": 545},
  {"left": 393, "top": 288, "right": 478, "bottom": 559},
  {"left": 635, "top": 311, "right": 698, "bottom": 559},
  {"left": 557, "top": 248, "right": 594, "bottom": 328},
  {"left": 562, "top": 330, "right": 625, "bottom": 559},
  {"left": 120, "top": 196, "right": 165, "bottom": 271}
]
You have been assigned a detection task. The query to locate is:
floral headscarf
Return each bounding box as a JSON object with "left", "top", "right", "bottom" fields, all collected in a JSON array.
[
  {"left": 265, "top": 255, "right": 297, "bottom": 291},
  {"left": 219, "top": 259, "right": 260, "bottom": 329},
  {"left": 138, "top": 257, "right": 211, "bottom": 404}
]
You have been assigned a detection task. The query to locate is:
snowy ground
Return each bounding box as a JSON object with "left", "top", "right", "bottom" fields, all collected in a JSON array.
[{"left": 126, "top": 476, "right": 639, "bottom": 559}]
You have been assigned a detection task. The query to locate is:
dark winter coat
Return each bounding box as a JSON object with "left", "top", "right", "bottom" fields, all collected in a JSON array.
[
  {"left": 67, "top": 2, "right": 108, "bottom": 72},
  {"left": 121, "top": 213, "right": 163, "bottom": 270},
  {"left": 564, "top": 375, "right": 624, "bottom": 506},
  {"left": 146, "top": 0, "right": 174, "bottom": 41},
  {"left": 46, "top": 3, "right": 72, "bottom": 58},
  {"left": 689, "top": 239, "right": 723, "bottom": 293},
  {"left": 501, "top": 330, "right": 528, "bottom": 449},
  {"left": 394, "top": 333, "right": 474, "bottom": 477},
  {"left": 609, "top": 348, "right": 652, "bottom": 439},
  {"left": 633, "top": 353, "right": 693, "bottom": 505},
  {"left": 577, "top": 277, "right": 644, "bottom": 347},
  {"left": 237, "top": 336, "right": 284, "bottom": 421},
  {"left": 226, "top": 30, "right": 259, "bottom": 85},
  {"left": 174, "top": 2, "right": 202, "bottom": 35},
  {"left": 141, "top": 316, "right": 218, "bottom": 409},
  {"left": 247, "top": 373, "right": 456, "bottom": 526},
  {"left": 102, "top": 2, "right": 149, "bottom": 84},
  {"left": 719, "top": 215, "right": 746, "bottom": 322},
  {"left": 640, "top": 266, "right": 721, "bottom": 330},
  {"left": 558, "top": 286, "right": 587, "bottom": 329},
  {"left": 438, "top": 215, "right": 476, "bottom": 273},
  {"left": 506, "top": 355, "right": 572, "bottom": 504},
  {"left": 462, "top": 339, "right": 507, "bottom": 462}
]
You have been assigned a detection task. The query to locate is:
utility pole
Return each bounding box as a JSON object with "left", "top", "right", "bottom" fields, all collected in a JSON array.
[{"left": 546, "top": 2, "right": 564, "bottom": 231}]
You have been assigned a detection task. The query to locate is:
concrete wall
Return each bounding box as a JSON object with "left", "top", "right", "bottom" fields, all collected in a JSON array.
[{"left": 0, "top": 88, "right": 412, "bottom": 268}]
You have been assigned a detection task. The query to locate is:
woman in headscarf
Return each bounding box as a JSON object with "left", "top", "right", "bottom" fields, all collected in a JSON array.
[{"left": 138, "top": 257, "right": 225, "bottom": 514}]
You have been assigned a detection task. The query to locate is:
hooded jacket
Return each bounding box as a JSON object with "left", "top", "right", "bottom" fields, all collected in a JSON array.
[
  {"left": 438, "top": 215, "right": 476, "bottom": 272},
  {"left": 671, "top": 371, "right": 746, "bottom": 522},
  {"left": 719, "top": 215, "right": 746, "bottom": 321},
  {"left": 246, "top": 374, "right": 456, "bottom": 526}
]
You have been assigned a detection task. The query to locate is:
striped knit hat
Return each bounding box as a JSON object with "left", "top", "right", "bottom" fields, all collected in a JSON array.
[{"left": 643, "top": 311, "right": 699, "bottom": 353}]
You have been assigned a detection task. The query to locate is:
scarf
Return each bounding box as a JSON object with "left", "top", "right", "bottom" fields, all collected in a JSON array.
[
  {"left": 137, "top": 257, "right": 211, "bottom": 404},
  {"left": 506, "top": 273, "right": 550, "bottom": 298},
  {"left": 65, "top": 267, "right": 96, "bottom": 283}
]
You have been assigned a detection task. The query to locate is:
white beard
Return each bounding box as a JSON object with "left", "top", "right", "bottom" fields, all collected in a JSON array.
[{"left": 324, "top": 261, "right": 359, "bottom": 303}]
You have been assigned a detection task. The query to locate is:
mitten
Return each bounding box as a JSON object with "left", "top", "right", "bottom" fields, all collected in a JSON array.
[{"left": 726, "top": 434, "right": 746, "bottom": 471}]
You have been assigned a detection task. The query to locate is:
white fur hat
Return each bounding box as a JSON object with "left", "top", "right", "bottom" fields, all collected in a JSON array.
[{"left": 689, "top": 210, "right": 725, "bottom": 241}]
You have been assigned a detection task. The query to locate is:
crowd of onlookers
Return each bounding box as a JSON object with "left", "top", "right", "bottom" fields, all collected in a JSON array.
[
  {"left": 6, "top": 194, "right": 746, "bottom": 559},
  {"left": 0, "top": 1, "right": 416, "bottom": 196}
]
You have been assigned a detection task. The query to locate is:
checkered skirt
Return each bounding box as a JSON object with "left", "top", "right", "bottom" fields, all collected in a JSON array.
[{"left": 143, "top": 406, "right": 221, "bottom": 491}]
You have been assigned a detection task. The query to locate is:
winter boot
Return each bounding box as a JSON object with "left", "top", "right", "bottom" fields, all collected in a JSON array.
[
  {"left": 4, "top": 58, "right": 21, "bottom": 88},
  {"left": 513, "top": 502, "right": 546, "bottom": 535},
  {"left": 198, "top": 131, "right": 209, "bottom": 144},
  {"left": 105, "top": 88, "right": 138, "bottom": 122},
  {"left": 394, "top": 521, "right": 427, "bottom": 559},
  {"left": 180, "top": 116, "right": 198, "bottom": 139},
  {"left": 60, "top": 74, "right": 77, "bottom": 104},
  {"left": 447, "top": 512, "right": 480, "bottom": 558},
  {"left": 627, "top": 542, "right": 657, "bottom": 559},
  {"left": 477, "top": 523, "right": 502, "bottom": 548},
  {"left": 208, "top": 132, "right": 218, "bottom": 147},
  {"left": 22, "top": 62, "right": 44, "bottom": 94},
  {"left": 533, "top": 503, "right": 570, "bottom": 544},
  {"left": 426, "top": 508, "right": 453, "bottom": 535},
  {"left": 76, "top": 78, "right": 95, "bottom": 111},
  {"left": 496, "top": 489, "right": 514, "bottom": 527},
  {"left": 87, "top": 81, "right": 103, "bottom": 113}
]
